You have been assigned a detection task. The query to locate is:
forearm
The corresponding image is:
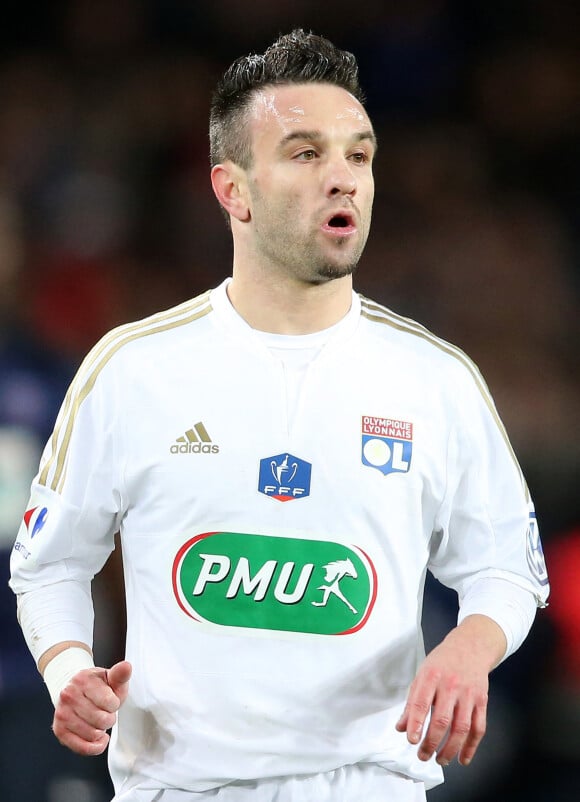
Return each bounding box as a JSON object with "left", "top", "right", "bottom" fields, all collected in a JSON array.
[{"left": 17, "top": 579, "right": 94, "bottom": 666}]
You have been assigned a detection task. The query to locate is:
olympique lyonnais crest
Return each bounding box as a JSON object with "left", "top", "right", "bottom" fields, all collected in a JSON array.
[{"left": 361, "top": 415, "right": 413, "bottom": 476}]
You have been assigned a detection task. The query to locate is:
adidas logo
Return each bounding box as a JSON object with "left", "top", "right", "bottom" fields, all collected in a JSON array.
[{"left": 170, "top": 422, "right": 219, "bottom": 454}]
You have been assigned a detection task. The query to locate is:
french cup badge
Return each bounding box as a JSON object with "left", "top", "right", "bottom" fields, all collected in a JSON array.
[
  {"left": 361, "top": 415, "right": 413, "bottom": 476},
  {"left": 258, "top": 452, "right": 312, "bottom": 502}
]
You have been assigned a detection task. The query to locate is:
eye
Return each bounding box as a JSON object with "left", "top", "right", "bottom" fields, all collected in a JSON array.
[
  {"left": 295, "top": 149, "right": 317, "bottom": 161},
  {"left": 349, "top": 151, "right": 369, "bottom": 165}
]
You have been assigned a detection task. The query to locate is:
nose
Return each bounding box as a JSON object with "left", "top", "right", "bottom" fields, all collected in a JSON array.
[{"left": 325, "top": 156, "right": 356, "bottom": 198}]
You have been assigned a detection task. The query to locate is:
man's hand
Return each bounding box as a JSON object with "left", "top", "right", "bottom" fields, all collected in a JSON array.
[
  {"left": 396, "top": 614, "right": 506, "bottom": 767},
  {"left": 52, "top": 660, "right": 132, "bottom": 756}
]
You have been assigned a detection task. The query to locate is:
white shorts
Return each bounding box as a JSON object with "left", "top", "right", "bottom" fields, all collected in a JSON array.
[{"left": 114, "top": 763, "right": 427, "bottom": 802}]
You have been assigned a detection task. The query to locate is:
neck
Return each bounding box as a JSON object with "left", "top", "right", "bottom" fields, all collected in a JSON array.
[{"left": 227, "top": 265, "right": 353, "bottom": 335}]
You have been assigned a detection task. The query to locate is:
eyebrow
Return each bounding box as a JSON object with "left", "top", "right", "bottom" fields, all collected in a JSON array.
[{"left": 277, "top": 128, "right": 378, "bottom": 153}]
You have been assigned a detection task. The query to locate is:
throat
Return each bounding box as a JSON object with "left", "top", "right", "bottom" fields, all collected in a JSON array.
[{"left": 226, "top": 274, "right": 353, "bottom": 334}]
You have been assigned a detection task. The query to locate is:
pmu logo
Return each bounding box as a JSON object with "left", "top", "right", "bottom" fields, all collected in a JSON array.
[
  {"left": 361, "top": 416, "right": 413, "bottom": 476},
  {"left": 526, "top": 511, "right": 549, "bottom": 587},
  {"left": 258, "top": 452, "right": 311, "bottom": 502},
  {"left": 172, "top": 532, "right": 377, "bottom": 635},
  {"left": 23, "top": 506, "right": 48, "bottom": 539}
]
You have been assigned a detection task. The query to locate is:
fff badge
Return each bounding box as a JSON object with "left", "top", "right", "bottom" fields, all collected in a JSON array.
[
  {"left": 258, "top": 452, "right": 312, "bottom": 502},
  {"left": 361, "top": 415, "right": 413, "bottom": 476}
]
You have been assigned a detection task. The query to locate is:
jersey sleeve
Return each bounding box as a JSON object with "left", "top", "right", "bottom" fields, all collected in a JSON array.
[
  {"left": 9, "top": 343, "right": 125, "bottom": 595},
  {"left": 428, "top": 358, "right": 550, "bottom": 610}
]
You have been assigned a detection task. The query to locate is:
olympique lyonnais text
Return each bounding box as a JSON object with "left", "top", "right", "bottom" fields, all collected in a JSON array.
[{"left": 362, "top": 417, "right": 413, "bottom": 440}]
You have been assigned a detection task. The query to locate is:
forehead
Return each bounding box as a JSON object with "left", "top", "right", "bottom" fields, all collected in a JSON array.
[{"left": 247, "top": 83, "right": 372, "bottom": 144}]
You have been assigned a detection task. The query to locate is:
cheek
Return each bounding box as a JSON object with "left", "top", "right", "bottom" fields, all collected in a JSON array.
[
  {"left": 249, "top": 171, "right": 310, "bottom": 227},
  {"left": 362, "top": 184, "right": 375, "bottom": 220},
  {"left": 267, "top": 188, "right": 304, "bottom": 219},
  {"left": 364, "top": 174, "right": 375, "bottom": 201}
]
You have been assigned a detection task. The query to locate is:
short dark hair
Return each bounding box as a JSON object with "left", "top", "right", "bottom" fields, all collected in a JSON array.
[{"left": 209, "top": 29, "right": 365, "bottom": 168}]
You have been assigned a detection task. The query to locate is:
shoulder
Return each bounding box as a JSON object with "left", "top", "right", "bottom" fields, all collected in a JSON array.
[
  {"left": 64, "top": 290, "right": 214, "bottom": 402},
  {"left": 103, "top": 289, "right": 213, "bottom": 356},
  {"left": 358, "top": 293, "right": 484, "bottom": 387},
  {"left": 357, "top": 296, "right": 515, "bottom": 451},
  {"left": 86, "top": 289, "right": 213, "bottom": 369}
]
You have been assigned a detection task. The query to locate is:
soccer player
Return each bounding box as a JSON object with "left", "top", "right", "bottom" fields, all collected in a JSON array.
[{"left": 10, "top": 29, "right": 549, "bottom": 802}]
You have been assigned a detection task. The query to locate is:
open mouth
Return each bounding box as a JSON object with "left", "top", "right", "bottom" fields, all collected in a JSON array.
[
  {"left": 322, "top": 211, "right": 356, "bottom": 234},
  {"left": 328, "top": 214, "right": 351, "bottom": 228}
]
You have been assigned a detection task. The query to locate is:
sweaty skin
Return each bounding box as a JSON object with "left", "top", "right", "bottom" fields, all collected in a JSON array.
[{"left": 211, "top": 83, "right": 376, "bottom": 334}]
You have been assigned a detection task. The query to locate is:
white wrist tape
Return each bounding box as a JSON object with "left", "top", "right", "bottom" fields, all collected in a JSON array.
[{"left": 43, "top": 647, "right": 95, "bottom": 707}]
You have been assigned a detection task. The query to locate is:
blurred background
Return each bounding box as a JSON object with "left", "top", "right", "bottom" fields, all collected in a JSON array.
[{"left": 0, "top": 1, "right": 578, "bottom": 800}]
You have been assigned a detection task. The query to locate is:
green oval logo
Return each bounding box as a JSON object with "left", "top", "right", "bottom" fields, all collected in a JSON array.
[{"left": 172, "top": 532, "right": 377, "bottom": 635}]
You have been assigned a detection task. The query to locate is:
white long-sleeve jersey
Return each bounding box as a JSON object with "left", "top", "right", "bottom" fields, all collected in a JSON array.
[{"left": 10, "top": 280, "right": 549, "bottom": 796}]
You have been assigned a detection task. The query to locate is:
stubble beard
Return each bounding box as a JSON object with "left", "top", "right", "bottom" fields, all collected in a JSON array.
[
  {"left": 315, "top": 237, "right": 361, "bottom": 281},
  {"left": 249, "top": 184, "right": 369, "bottom": 284},
  {"left": 299, "top": 227, "right": 369, "bottom": 284},
  {"left": 254, "top": 213, "right": 366, "bottom": 284},
  {"left": 262, "top": 235, "right": 361, "bottom": 284}
]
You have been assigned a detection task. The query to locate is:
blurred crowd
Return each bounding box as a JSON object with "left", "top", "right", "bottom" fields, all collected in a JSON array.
[{"left": 0, "top": 2, "right": 578, "bottom": 800}]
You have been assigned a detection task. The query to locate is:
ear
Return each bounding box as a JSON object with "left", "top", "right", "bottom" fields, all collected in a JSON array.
[{"left": 210, "top": 162, "right": 250, "bottom": 223}]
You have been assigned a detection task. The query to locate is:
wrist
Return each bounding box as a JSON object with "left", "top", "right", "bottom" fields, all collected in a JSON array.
[
  {"left": 43, "top": 647, "right": 95, "bottom": 707},
  {"left": 452, "top": 614, "right": 507, "bottom": 671}
]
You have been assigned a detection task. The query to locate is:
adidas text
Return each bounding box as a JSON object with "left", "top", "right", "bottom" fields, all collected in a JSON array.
[{"left": 170, "top": 443, "right": 219, "bottom": 455}]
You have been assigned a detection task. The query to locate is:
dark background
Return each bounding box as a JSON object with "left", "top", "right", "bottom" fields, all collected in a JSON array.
[{"left": 1, "top": 2, "right": 578, "bottom": 800}]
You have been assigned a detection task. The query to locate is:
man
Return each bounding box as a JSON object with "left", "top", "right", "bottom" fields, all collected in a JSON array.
[{"left": 10, "top": 29, "right": 549, "bottom": 802}]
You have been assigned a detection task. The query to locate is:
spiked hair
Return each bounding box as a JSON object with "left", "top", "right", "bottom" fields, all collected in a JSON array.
[{"left": 209, "top": 29, "right": 364, "bottom": 168}]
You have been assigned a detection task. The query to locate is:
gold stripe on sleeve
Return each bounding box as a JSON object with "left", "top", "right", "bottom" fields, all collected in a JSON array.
[
  {"left": 39, "top": 292, "right": 212, "bottom": 492},
  {"left": 359, "top": 296, "right": 530, "bottom": 502}
]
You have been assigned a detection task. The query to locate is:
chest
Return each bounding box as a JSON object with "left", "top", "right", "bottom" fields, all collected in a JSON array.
[{"left": 120, "top": 344, "right": 449, "bottom": 538}]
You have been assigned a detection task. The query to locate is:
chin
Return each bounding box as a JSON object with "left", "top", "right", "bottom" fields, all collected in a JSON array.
[{"left": 315, "top": 260, "right": 358, "bottom": 281}]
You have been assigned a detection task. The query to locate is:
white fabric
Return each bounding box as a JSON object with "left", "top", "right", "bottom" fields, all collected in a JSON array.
[
  {"left": 10, "top": 279, "right": 549, "bottom": 797},
  {"left": 16, "top": 579, "right": 94, "bottom": 664},
  {"left": 42, "top": 646, "right": 95, "bottom": 706},
  {"left": 112, "top": 763, "right": 426, "bottom": 802},
  {"left": 457, "top": 577, "right": 538, "bottom": 661},
  {"left": 257, "top": 315, "right": 350, "bottom": 432}
]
